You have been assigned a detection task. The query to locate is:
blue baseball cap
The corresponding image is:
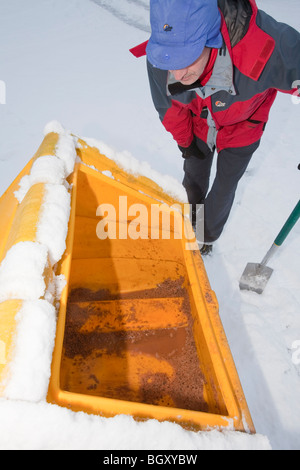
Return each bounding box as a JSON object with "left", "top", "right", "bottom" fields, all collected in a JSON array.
[{"left": 146, "top": 0, "right": 223, "bottom": 70}]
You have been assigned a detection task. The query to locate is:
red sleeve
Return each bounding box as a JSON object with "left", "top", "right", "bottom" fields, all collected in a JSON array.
[{"left": 162, "top": 100, "right": 194, "bottom": 148}]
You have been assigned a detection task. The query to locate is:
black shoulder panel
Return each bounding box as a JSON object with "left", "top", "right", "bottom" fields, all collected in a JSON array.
[{"left": 218, "top": 0, "right": 253, "bottom": 47}]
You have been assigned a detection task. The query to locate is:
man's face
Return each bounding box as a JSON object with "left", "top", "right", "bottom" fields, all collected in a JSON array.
[{"left": 170, "top": 47, "right": 211, "bottom": 85}]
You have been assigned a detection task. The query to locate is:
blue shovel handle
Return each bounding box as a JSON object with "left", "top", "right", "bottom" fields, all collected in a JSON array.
[{"left": 274, "top": 200, "right": 300, "bottom": 246}]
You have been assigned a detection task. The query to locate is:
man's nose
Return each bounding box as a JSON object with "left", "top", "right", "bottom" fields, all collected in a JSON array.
[{"left": 172, "top": 68, "right": 188, "bottom": 81}]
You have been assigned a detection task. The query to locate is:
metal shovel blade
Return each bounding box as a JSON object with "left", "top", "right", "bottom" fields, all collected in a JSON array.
[{"left": 239, "top": 262, "right": 274, "bottom": 294}]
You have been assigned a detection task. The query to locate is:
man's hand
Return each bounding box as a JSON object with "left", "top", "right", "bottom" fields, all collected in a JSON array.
[{"left": 178, "top": 138, "right": 207, "bottom": 159}]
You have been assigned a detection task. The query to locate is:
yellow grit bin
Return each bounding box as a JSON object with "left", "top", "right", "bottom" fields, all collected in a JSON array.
[{"left": 0, "top": 131, "right": 255, "bottom": 433}]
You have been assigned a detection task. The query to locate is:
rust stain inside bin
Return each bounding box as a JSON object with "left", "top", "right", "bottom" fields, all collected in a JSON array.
[
  {"left": 47, "top": 156, "right": 255, "bottom": 433},
  {"left": 60, "top": 279, "right": 209, "bottom": 412}
]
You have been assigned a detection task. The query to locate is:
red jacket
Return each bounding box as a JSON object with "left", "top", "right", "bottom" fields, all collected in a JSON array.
[{"left": 132, "top": 0, "right": 300, "bottom": 152}]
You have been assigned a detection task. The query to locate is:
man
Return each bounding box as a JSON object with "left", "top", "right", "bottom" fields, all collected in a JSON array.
[{"left": 130, "top": 0, "right": 300, "bottom": 255}]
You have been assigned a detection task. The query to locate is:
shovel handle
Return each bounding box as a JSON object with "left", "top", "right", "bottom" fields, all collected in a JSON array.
[{"left": 274, "top": 200, "right": 300, "bottom": 246}]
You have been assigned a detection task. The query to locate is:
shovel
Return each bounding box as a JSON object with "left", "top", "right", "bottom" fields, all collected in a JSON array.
[{"left": 239, "top": 199, "right": 300, "bottom": 294}]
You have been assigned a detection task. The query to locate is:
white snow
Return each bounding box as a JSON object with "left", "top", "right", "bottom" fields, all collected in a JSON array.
[
  {"left": 36, "top": 183, "right": 71, "bottom": 266},
  {"left": 83, "top": 136, "right": 188, "bottom": 202},
  {"left": 0, "top": 123, "right": 76, "bottom": 407},
  {"left": 2, "top": 300, "right": 56, "bottom": 403},
  {"left": 0, "top": 242, "right": 48, "bottom": 302},
  {"left": 0, "top": 0, "right": 299, "bottom": 451},
  {"left": 14, "top": 124, "right": 77, "bottom": 203}
]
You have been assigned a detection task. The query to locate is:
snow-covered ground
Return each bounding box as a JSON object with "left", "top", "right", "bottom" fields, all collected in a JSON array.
[{"left": 0, "top": 0, "right": 299, "bottom": 450}]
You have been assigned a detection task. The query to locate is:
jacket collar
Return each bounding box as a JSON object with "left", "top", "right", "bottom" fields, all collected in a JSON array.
[{"left": 194, "top": 43, "right": 236, "bottom": 99}]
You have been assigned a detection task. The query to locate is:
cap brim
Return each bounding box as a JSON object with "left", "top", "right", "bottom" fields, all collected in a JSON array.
[
  {"left": 206, "top": 31, "right": 223, "bottom": 49},
  {"left": 146, "top": 37, "right": 207, "bottom": 70}
]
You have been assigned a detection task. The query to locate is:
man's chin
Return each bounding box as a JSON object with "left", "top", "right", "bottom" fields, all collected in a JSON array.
[{"left": 180, "top": 77, "right": 197, "bottom": 85}]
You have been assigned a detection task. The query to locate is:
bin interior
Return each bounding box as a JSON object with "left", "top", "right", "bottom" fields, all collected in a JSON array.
[{"left": 59, "top": 166, "right": 227, "bottom": 416}]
